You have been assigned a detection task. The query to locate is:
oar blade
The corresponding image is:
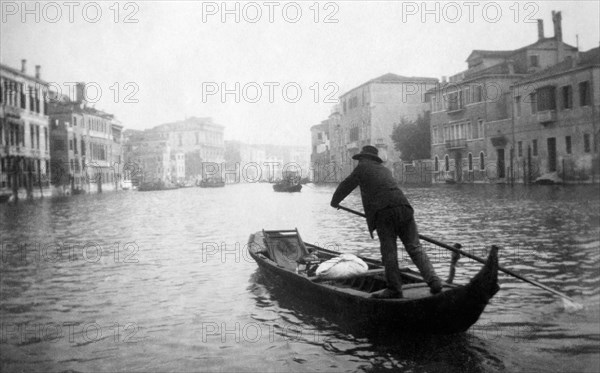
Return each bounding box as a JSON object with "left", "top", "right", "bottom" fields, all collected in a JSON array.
[{"left": 562, "top": 297, "right": 584, "bottom": 312}]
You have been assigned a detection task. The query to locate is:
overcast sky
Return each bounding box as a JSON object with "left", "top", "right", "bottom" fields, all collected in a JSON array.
[{"left": 2, "top": 1, "right": 599, "bottom": 146}]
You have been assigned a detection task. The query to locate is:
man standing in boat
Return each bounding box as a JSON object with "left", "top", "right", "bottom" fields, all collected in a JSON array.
[{"left": 330, "top": 145, "right": 443, "bottom": 299}]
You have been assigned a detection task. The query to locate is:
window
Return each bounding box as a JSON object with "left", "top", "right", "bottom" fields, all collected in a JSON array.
[
  {"left": 515, "top": 96, "right": 521, "bottom": 116},
  {"left": 44, "top": 128, "right": 48, "bottom": 151},
  {"left": 317, "top": 133, "right": 322, "bottom": 141},
  {"left": 584, "top": 133, "right": 591, "bottom": 153},
  {"left": 466, "top": 121, "right": 472, "bottom": 139},
  {"left": 433, "top": 126, "right": 438, "bottom": 144},
  {"left": 561, "top": 85, "right": 572, "bottom": 110},
  {"left": 579, "top": 81, "right": 591, "bottom": 106},
  {"left": 19, "top": 84, "right": 26, "bottom": 109},
  {"left": 565, "top": 136, "right": 572, "bottom": 154},
  {"left": 478, "top": 120, "right": 484, "bottom": 138},
  {"left": 532, "top": 139, "right": 538, "bottom": 156},
  {"left": 195, "top": 132, "right": 199, "bottom": 144},
  {"left": 445, "top": 155, "right": 450, "bottom": 171},
  {"left": 472, "top": 121, "right": 479, "bottom": 139},
  {"left": 518, "top": 141, "right": 523, "bottom": 157},
  {"left": 479, "top": 152, "right": 485, "bottom": 170},
  {"left": 54, "top": 139, "right": 65, "bottom": 151},
  {"left": 69, "top": 139, "right": 73, "bottom": 151},
  {"left": 349, "top": 126, "right": 359, "bottom": 142},
  {"left": 530, "top": 55, "right": 539, "bottom": 67},
  {"left": 464, "top": 86, "right": 471, "bottom": 105},
  {"left": 178, "top": 133, "right": 183, "bottom": 146},
  {"left": 473, "top": 85, "right": 483, "bottom": 103},
  {"left": 447, "top": 91, "right": 464, "bottom": 111},
  {"left": 530, "top": 92, "right": 537, "bottom": 113},
  {"left": 536, "top": 86, "right": 556, "bottom": 111},
  {"left": 434, "top": 156, "right": 439, "bottom": 171},
  {"left": 468, "top": 153, "right": 473, "bottom": 171}
]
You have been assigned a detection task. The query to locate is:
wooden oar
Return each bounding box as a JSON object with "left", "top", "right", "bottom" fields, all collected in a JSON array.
[{"left": 336, "top": 204, "right": 583, "bottom": 309}]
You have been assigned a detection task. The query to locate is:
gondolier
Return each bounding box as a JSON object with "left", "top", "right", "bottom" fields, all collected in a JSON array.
[{"left": 330, "top": 145, "right": 443, "bottom": 299}]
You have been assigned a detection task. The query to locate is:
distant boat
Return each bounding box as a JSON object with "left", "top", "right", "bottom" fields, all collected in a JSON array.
[
  {"left": 198, "top": 179, "right": 225, "bottom": 188},
  {"left": 121, "top": 179, "right": 133, "bottom": 190},
  {"left": 138, "top": 181, "right": 178, "bottom": 192},
  {"left": 534, "top": 172, "right": 563, "bottom": 185},
  {"left": 273, "top": 182, "right": 302, "bottom": 193}
]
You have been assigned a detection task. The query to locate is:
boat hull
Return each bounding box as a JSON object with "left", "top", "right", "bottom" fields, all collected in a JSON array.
[
  {"left": 272, "top": 184, "right": 302, "bottom": 192},
  {"left": 198, "top": 181, "right": 225, "bottom": 188},
  {"left": 248, "top": 232, "right": 499, "bottom": 335}
]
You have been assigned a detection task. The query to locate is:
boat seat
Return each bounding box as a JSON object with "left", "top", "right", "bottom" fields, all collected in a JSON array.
[{"left": 262, "top": 228, "right": 310, "bottom": 271}]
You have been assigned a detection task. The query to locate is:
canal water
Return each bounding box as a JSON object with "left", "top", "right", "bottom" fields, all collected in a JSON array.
[{"left": 1, "top": 183, "right": 599, "bottom": 372}]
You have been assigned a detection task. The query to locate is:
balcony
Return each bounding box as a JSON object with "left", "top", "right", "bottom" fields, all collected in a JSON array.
[
  {"left": 445, "top": 138, "right": 467, "bottom": 150},
  {"left": 537, "top": 110, "right": 556, "bottom": 124}
]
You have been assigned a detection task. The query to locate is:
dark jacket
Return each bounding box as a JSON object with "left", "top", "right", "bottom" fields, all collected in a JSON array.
[{"left": 331, "top": 159, "right": 412, "bottom": 237}]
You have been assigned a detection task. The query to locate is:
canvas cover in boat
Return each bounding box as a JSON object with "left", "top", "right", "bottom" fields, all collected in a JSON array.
[
  {"left": 263, "top": 232, "right": 310, "bottom": 271},
  {"left": 315, "top": 253, "right": 369, "bottom": 279}
]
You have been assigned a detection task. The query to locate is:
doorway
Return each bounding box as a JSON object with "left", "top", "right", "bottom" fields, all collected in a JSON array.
[
  {"left": 497, "top": 148, "right": 505, "bottom": 178},
  {"left": 547, "top": 137, "right": 557, "bottom": 172}
]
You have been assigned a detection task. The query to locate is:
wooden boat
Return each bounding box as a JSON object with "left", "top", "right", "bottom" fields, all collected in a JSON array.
[
  {"left": 247, "top": 229, "right": 499, "bottom": 335},
  {"left": 272, "top": 183, "right": 302, "bottom": 192},
  {"left": 137, "top": 181, "right": 178, "bottom": 192},
  {"left": 198, "top": 180, "right": 225, "bottom": 188}
]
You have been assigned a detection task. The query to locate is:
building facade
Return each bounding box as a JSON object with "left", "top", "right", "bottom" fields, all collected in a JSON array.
[
  {"left": 310, "top": 120, "right": 330, "bottom": 181},
  {"left": 48, "top": 83, "right": 124, "bottom": 194},
  {"left": 509, "top": 47, "right": 599, "bottom": 183},
  {"left": 0, "top": 60, "right": 51, "bottom": 200},
  {"left": 124, "top": 129, "right": 171, "bottom": 185},
  {"left": 429, "top": 12, "right": 581, "bottom": 183},
  {"left": 123, "top": 117, "right": 225, "bottom": 184},
  {"left": 333, "top": 73, "right": 438, "bottom": 180}
]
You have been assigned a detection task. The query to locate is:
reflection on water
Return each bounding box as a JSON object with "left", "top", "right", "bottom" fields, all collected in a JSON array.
[{"left": 0, "top": 183, "right": 599, "bottom": 372}]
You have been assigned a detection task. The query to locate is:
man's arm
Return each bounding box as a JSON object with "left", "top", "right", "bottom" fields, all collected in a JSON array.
[{"left": 330, "top": 169, "right": 360, "bottom": 207}]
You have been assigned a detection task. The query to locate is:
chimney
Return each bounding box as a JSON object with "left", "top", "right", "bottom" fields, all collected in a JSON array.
[
  {"left": 552, "top": 11, "right": 562, "bottom": 42},
  {"left": 35, "top": 65, "right": 41, "bottom": 79},
  {"left": 537, "top": 19, "right": 544, "bottom": 40},
  {"left": 21, "top": 59, "right": 26, "bottom": 73},
  {"left": 76, "top": 82, "right": 87, "bottom": 104}
]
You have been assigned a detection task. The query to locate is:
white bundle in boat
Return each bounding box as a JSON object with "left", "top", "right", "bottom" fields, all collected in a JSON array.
[{"left": 315, "top": 254, "right": 369, "bottom": 279}]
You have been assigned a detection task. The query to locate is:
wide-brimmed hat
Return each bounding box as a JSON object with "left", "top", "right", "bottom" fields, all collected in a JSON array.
[{"left": 352, "top": 145, "right": 383, "bottom": 163}]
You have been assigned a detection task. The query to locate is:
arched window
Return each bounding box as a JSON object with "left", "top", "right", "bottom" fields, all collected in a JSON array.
[
  {"left": 479, "top": 152, "right": 485, "bottom": 170},
  {"left": 468, "top": 153, "right": 473, "bottom": 171},
  {"left": 434, "top": 156, "right": 439, "bottom": 172},
  {"left": 445, "top": 155, "right": 450, "bottom": 171}
]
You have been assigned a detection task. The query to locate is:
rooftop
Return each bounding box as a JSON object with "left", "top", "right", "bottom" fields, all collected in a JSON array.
[
  {"left": 340, "top": 73, "right": 438, "bottom": 98},
  {"left": 0, "top": 62, "right": 47, "bottom": 85},
  {"left": 516, "top": 46, "right": 600, "bottom": 84}
]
